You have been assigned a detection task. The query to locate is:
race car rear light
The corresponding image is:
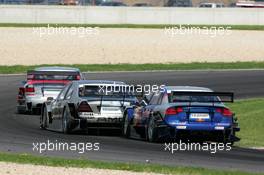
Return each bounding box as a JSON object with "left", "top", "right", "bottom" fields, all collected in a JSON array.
[
  {"left": 78, "top": 101, "right": 93, "bottom": 112},
  {"left": 76, "top": 75, "right": 81, "bottom": 80},
  {"left": 215, "top": 108, "right": 233, "bottom": 117},
  {"left": 166, "top": 107, "right": 183, "bottom": 115},
  {"left": 25, "top": 87, "right": 35, "bottom": 93}
]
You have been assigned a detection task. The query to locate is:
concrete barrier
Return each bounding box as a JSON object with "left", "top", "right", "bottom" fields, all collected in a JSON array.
[{"left": 0, "top": 5, "right": 264, "bottom": 25}]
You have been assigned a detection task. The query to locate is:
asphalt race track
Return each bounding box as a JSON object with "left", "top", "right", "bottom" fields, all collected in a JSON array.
[{"left": 0, "top": 70, "right": 264, "bottom": 173}]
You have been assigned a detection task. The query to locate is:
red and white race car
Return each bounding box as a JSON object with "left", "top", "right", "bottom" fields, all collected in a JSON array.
[{"left": 17, "top": 67, "right": 84, "bottom": 114}]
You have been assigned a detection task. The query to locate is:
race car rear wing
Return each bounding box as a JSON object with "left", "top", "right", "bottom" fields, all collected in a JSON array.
[
  {"left": 27, "top": 70, "right": 80, "bottom": 81},
  {"left": 169, "top": 91, "right": 234, "bottom": 103},
  {"left": 27, "top": 70, "right": 79, "bottom": 76}
]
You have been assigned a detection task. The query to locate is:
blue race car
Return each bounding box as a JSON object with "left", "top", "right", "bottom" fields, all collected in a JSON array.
[{"left": 122, "top": 86, "right": 240, "bottom": 144}]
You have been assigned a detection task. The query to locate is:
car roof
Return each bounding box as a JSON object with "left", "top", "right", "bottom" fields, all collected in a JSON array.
[
  {"left": 34, "top": 67, "right": 80, "bottom": 72},
  {"left": 75, "top": 80, "right": 126, "bottom": 86},
  {"left": 164, "top": 86, "right": 213, "bottom": 92}
]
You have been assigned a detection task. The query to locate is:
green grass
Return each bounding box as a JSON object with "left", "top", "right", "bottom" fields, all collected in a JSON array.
[
  {"left": 230, "top": 98, "right": 264, "bottom": 147},
  {"left": 1, "top": 62, "right": 264, "bottom": 74},
  {"left": 0, "top": 23, "right": 264, "bottom": 30},
  {"left": 0, "top": 152, "right": 262, "bottom": 175}
]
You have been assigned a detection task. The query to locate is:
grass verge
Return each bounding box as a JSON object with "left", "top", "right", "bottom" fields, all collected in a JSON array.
[
  {"left": 0, "top": 152, "right": 262, "bottom": 175},
  {"left": 0, "top": 23, "right": 264, "bottom": 30},
  {"left": 230, "top": 98, "right": 264, "bottom": 147},
  {"left": 0, "top": 62, "right": 264, "bottom": 74}
]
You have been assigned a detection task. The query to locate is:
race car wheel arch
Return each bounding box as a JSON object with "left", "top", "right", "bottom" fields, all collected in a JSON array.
[{"left": 68, "top": 103, "right": 77, "bottom": 119}]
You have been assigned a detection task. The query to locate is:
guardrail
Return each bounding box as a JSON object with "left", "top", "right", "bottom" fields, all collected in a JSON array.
[{"left": 0, "top": 5, "right": 263, "bottom": 25}]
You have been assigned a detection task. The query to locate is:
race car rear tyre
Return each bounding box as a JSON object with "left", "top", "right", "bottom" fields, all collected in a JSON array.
[
  {"left": 217, "top": 130, "right": 234, "bottom": 146},
  {"left": 32, "top": 108, "right": 41, "bottom": 115},
  {"left": 16, "top": 107, "right": 26, "bottom": 114},
  {"left": 123, "top": 113, "right": 130, "bottom": 138},
  {"left": 62, "top": 108, "right": 71, "bottom": 134},
  {"left": 40, "top": 106, "right": 48, "bottom": 129},
  {"left": 147, "top": 117, "right": 158, "bottom": 142}
]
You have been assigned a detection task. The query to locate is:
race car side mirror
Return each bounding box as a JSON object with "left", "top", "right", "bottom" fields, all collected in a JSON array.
[{"left": 140, "top": 100, "right": 148, "bottom": 107}]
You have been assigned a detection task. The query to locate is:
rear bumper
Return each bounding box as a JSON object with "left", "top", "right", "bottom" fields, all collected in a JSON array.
[
  {"left": 17, "top": 101, "right": 43, "bottom": 111},
  {"left": 168, "top": 123, "right": 233, "bottom": 131},
  {"left": 71, "top": 118, "right": 123, "bottom": 130},
  {"left": 17, "top": 98, "right": 46, "bottom": 113},
  {"left": 157, "top": 122, "right": 240, "bottom": 141},
  {"left": 26, "top": 96, "right": 48, "bottom": 108},
  {"left": 18, "top": 96, "right": 51, "bottom": 111}
]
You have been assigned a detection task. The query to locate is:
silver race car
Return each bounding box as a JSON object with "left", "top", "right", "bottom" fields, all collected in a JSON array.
[
  {"left": 40, "top": 80, "right": 138, "bottom": 133},
  {"left": 17, "top": 67, "right": 83, "bottom": 114}
]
